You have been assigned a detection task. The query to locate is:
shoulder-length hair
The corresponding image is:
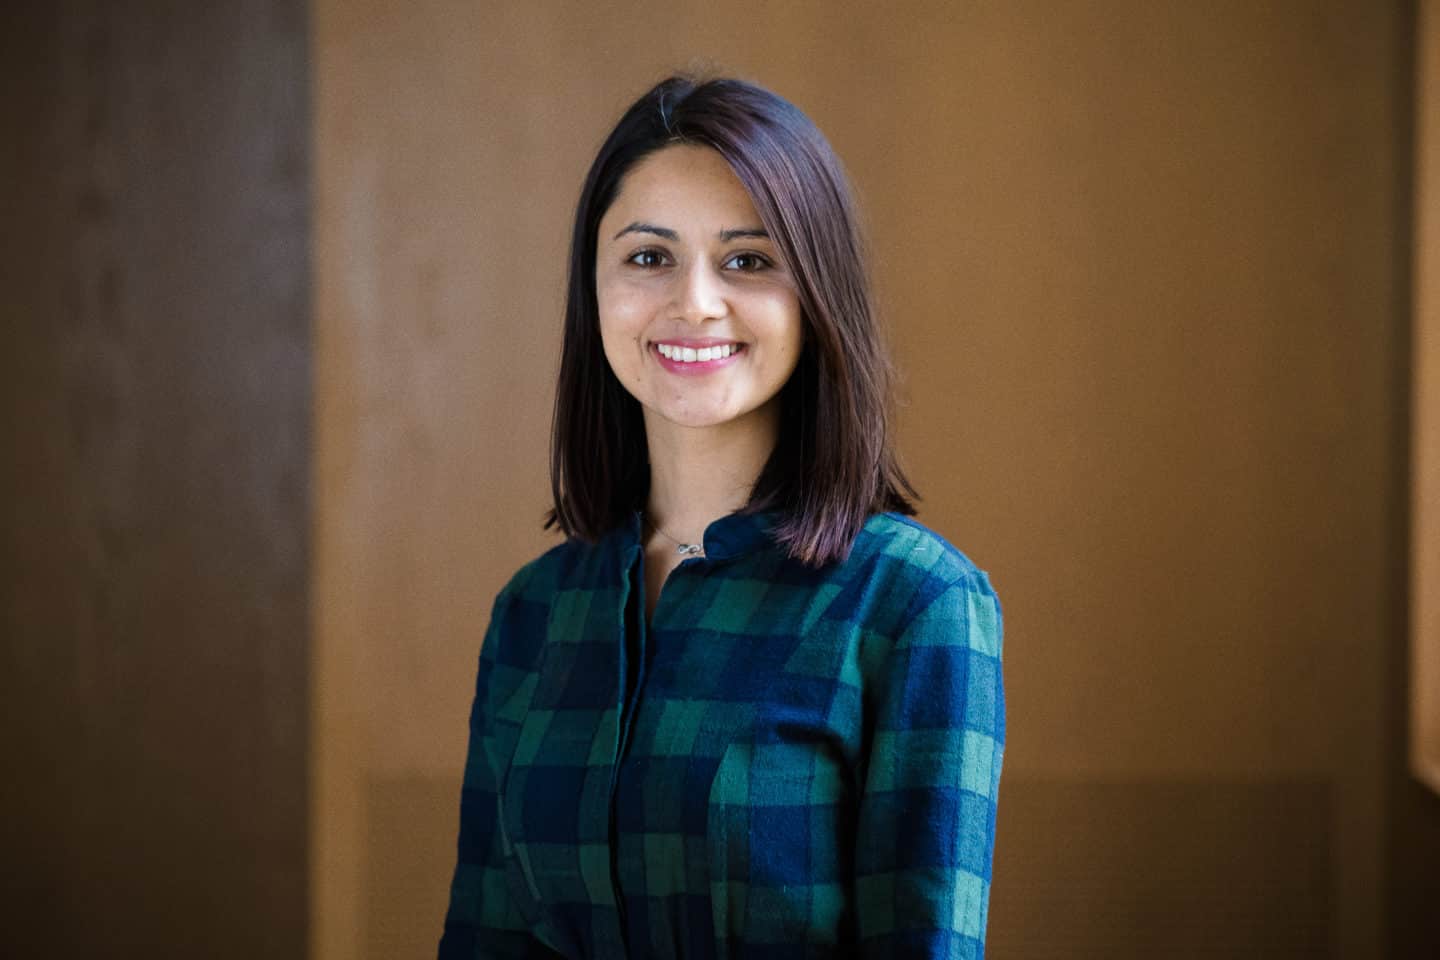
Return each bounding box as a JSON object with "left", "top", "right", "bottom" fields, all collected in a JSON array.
[{"left": 546, "top": 73, "right": 917, "bottom": 566}]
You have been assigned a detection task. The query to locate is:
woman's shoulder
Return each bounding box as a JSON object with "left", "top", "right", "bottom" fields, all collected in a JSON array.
[
  {"left": 487, "top": 524, "right": 641, "bottom": 626},
  {"left": 852, "top": 512, "right": 992, "bottom": 591},
  {"left": 476, "top": 535, "right": 618, "bottom": 679},
  {"left": 489, "top": 534, "right": 604, "bottom": 612},
  {"left": 846, "top": 513, "right": 1004, "bottom": 663},
  {"left": 832, "top": 513, "right": 1001, "bottom": 649}
]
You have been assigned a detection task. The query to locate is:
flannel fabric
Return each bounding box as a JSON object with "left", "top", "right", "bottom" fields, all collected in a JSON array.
[{"left": 438, "top": 509, "right": 1005, "bottom": 959}]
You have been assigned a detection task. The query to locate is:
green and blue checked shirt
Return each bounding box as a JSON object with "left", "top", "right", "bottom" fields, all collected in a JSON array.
[{"left": 439, "top": 509, "right": 1005, "bottom": 959}]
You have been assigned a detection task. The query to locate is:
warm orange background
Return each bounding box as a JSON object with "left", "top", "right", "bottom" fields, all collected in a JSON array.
[{"left": 311, "top": 2, "right": 1437, "bottom": 958}]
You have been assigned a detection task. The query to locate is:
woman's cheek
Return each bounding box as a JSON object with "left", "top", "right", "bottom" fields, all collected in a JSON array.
[{"left": 600, "top": 288, "right": 652, "bottom": 341}]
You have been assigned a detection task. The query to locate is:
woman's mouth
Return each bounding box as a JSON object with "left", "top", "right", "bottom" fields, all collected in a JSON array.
[{"left": 651, "top": 340, "right": 746, "bottom": 374}]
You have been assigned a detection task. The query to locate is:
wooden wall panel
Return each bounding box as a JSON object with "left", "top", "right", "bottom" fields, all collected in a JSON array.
[
  {"left": 312, "top": 1, "right": 1428, "bottom": 957},
  {"left": 0, "top": 2, "right": 311, "bottom": 957}
]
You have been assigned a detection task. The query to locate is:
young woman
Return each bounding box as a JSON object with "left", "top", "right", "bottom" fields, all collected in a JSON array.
[{"left": 439, "top": 74, "right": 1005, "bottom": 959}]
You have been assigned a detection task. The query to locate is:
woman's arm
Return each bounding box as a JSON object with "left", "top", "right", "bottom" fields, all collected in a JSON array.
[
  {"left": 854, "top": 571, "right": 1006, "bottom": 958},
  {"left": 437, "top": 588, "right": 558, "bottom": 960}
]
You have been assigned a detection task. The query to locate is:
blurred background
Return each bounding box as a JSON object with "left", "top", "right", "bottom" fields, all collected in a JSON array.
[{"left": 4, "top": 0, "right": 1439, "bottom": 957}]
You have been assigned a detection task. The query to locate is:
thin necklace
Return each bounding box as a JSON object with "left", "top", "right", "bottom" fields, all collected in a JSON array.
[{"left": 646, "top": 514, "right": 704, "bottom": 557}]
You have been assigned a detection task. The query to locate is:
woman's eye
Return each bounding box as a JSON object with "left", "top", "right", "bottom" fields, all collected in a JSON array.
[
  {"left": 725, "top": 253, "right": 770, "bottom": 272},
  {"left": 627, "top": 249, "right": 667, "bottom": 268}
]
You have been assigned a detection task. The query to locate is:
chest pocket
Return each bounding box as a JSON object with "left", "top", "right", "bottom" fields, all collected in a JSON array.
[{"left": 705, "top": 719, "right": 858, "bottom": 952}]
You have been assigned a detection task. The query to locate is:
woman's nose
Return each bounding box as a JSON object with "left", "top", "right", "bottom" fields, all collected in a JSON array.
[{"left": 672, "top": 260, "right": 727, "bottom": 324}]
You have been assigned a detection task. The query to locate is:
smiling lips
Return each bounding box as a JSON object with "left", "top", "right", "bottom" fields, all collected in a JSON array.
[{"left": 651, "top": 339, "right": 745, "bottom": 374}]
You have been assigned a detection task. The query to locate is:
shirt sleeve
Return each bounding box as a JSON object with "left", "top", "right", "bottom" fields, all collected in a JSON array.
[
  {"left": 438, "top": 588, "right": 559, "bottom": 960},
  {"left": 853, "top": 570, "right": 1006, "bottom": 959}
]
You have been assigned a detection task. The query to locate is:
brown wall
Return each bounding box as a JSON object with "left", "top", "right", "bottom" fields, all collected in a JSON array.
[
  {"left": 1, "top": 2, "right": 311, "bottom": 957},
  {"left": 312, "top": 2, "right": 1433, "bottom": 958}
]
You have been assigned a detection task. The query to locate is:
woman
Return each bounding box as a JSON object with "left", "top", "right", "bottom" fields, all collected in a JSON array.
[{"left": 439, "top": 74, "right": 1004, "bottom": 959}]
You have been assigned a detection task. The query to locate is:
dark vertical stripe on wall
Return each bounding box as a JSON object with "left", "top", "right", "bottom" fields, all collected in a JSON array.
[{"left": 0, "top": 2, "right": 310, "bottom": 957}]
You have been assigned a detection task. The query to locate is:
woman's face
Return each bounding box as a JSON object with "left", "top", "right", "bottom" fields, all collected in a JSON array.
[{"left": 595, "top": 144, "right": 804, "bottom": 436}]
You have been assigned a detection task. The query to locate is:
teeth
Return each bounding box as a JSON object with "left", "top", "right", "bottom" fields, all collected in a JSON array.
[{"left": 656, "top": 343, "right": 740, "bottom": 363}]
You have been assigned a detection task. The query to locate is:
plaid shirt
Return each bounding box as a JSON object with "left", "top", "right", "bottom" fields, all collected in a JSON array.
[{"left": 439, "top": 510, "right": 1005, "bottom": 959}]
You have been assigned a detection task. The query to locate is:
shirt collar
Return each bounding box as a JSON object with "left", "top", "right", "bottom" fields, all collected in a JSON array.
[{"left": 619, "top": 507, "right": 781, "bottom": 563}]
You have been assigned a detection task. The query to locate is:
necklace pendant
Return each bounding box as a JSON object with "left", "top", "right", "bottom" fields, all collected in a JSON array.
[{"left": 677, "top": 543, "right": 703, "bottom": 556}]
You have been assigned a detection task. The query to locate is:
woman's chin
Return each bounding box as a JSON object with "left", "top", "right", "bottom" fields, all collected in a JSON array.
[{"left": 646, "top": 404, "right": 749, "bottom": 432}]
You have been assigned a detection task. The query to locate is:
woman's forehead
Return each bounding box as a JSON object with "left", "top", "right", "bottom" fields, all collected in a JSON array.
[{"left": 603, "top": 145, "right": 762, "bottom": 236}]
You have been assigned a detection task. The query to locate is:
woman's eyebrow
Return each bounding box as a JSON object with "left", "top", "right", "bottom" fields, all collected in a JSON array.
[
  {"left": 718, "top": 227, "right": 769, "bottom": 242},
  {"left": 611, "top": 221, "right": 770, "bottom": 242},
  {"left": 614, "top": 221, "right": 679, "bottom": 241}
]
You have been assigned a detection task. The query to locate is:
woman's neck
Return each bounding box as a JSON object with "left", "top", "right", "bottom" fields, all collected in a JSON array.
[{"left": 642, "top": 401, "right": 779, "bottom": 544}]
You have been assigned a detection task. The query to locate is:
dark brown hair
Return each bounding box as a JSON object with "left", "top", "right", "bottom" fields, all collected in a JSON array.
[{"left": 546, "top": 74, "right": 917, "bottom": 565}]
